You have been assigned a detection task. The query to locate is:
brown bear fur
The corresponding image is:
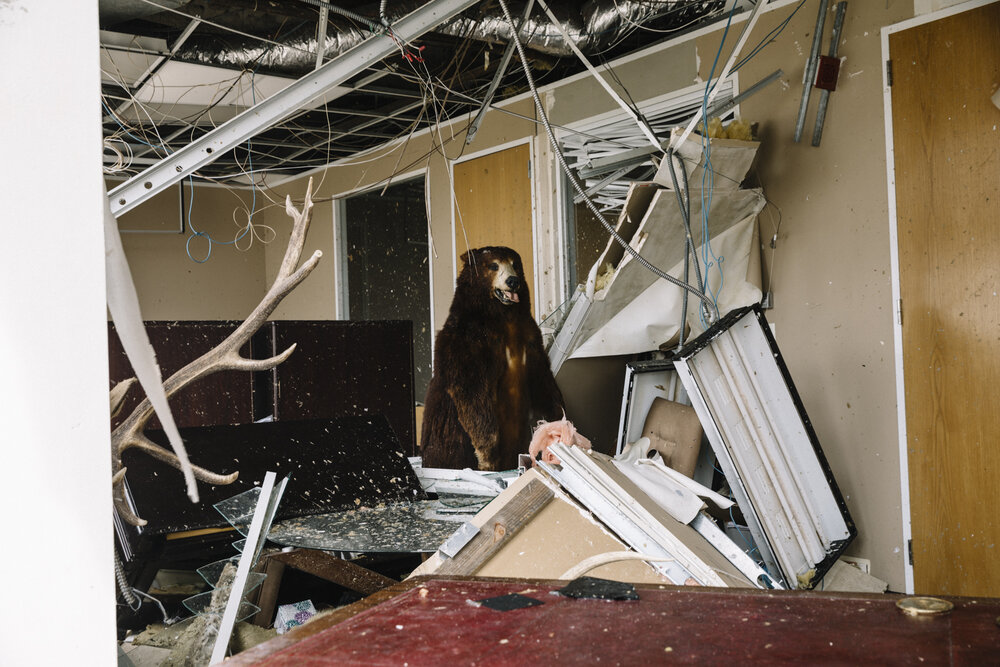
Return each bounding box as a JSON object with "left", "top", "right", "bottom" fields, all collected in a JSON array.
[{"left": 420, "top": 246, "right": 564, "bottom": 471}]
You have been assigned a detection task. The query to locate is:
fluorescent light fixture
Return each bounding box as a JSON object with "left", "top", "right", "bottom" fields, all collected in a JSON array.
[
  {"left": 673, "top": 304, "right": 856, "bottom": 589},
  {"left": 615, "top": 359, "right": 690, "bottom": 456},
  {"left": 542, "top": 443, "right": 765, "bottom": 588}
]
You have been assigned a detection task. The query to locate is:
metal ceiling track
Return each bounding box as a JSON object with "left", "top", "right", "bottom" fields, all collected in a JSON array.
[{"left": 108, "top": 0, "right": 480, "bottom": 216}]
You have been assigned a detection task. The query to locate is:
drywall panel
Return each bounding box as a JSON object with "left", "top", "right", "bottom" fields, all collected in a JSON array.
[
  {"left": 476, "top": 490, "right": 673, "bottom": 585},
  {"left": 695, "top": 1, "right": 914, "bottom": 591}
]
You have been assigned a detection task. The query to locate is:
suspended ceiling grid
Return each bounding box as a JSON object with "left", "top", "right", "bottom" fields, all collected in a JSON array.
[{"left": 100, "top": 0, "right": 749, "bottom": 183}]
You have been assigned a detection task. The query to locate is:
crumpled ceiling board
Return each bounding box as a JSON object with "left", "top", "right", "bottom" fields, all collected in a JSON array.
[{"left": 98, "top": 0, "right": 746, "bottom": 183}]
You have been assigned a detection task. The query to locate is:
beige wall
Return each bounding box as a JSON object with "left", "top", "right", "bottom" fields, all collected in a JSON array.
[
  {"left": 694, "top": 0, "right": 914, "bottom": 592},
  {"left": 116, "top": 182, "right": 267, "bottom": 320},
  {"left": 121, "top": 0, "right": 941, "bottom": 590}
]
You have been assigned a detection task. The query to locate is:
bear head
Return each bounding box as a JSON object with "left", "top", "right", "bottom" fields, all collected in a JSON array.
[{"left": 457, "top": 246, "right": 530, "bottom": 310}]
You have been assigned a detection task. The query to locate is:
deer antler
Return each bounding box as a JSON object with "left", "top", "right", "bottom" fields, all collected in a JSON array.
[{"left": 111, "top": 178, "right": 322, "bottom": 526}]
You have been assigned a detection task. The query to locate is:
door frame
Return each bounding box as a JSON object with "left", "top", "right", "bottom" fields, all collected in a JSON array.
[
  {"left": 449, "top": 137, "right": 541, "bottom": 320},
  {"left": 880, "top": 0, "right": 999, "bottom": 595}
]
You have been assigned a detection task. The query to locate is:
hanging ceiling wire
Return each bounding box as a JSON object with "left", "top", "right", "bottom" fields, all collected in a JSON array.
[{"left": 495, "top": 0, "right": 719, "bottom": 320}]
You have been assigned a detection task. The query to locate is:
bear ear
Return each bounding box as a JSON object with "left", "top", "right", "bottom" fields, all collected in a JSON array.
[{"left": 459, "top": 248, "right": 478, "bottom": 267}]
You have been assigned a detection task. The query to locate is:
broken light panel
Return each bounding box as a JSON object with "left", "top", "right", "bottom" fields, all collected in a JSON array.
[{"left": 672, "top": 304, "right": 856, "bottom": 589}]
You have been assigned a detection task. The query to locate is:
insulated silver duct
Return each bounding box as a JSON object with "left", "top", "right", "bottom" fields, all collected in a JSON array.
[
  {"left": 169, "top": 1, "right": 723, "bottom": 75},
  {"left": 100, "top": 0, "right": 186, "bottom": 25}
]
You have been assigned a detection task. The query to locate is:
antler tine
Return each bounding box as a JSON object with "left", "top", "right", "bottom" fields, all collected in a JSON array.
[
  {"left": 280, "top": 176, "right": 315, "bottom": 277},
  {"left": 224, "top": 343, "right": 297, "bottom": 372},
  {"left": 114, "top": 490, "right": 147, "bottom": 527},
  {"left": 110, "top": 378, "right": 136, "bottom": 419},
  {"left": 111, "top": 180, "right": 321, "bottom": 525},
  {"left": 123, "top": 434, "right": 239, "bottom": 484}
]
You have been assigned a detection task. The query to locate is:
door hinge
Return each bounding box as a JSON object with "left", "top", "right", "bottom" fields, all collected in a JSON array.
[
  {"left": 907, "top": 539, "right": 914, "bottom": 566},
  {"left": 896, "top": 298, "right": 903, "bottom": 326},
  {"left": 886, "top": 59, "right": 893, "bottom": 86}
]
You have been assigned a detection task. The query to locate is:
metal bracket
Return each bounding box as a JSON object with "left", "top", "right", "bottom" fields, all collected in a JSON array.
[
  {"left": 438, "top": 521, "right": 480, "bottom": 559},
  {"left": 811, "top": 2, "right": 848, "bottom": 147},
  {"left": 794, "top": 0, "right": 829, "bottom": 142}
]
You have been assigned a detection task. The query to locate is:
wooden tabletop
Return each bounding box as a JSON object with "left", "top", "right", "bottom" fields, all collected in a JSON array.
[{"left": 225, "top": 575, "right": 1000, "bottom": 665}]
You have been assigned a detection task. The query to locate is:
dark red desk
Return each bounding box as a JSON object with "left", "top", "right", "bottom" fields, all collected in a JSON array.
[{"left": 227, "top": 576, "right": 1000, "bottom": 665}]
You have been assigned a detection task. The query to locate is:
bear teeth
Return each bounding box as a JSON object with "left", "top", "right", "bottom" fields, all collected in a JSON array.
[{"left": 495, "top": 289, "right": 519, "bottom": 304}]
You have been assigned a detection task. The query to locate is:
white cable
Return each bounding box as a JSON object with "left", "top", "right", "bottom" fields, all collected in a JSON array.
[
  {"left": 559, "top": 551, "right": 674, "bottom": 580},
  {"left": 535, "top": 0, "right": 660, "bottom": 150},
  {"left": 131, "top": 589, "right": 171, "bottom": 625}
]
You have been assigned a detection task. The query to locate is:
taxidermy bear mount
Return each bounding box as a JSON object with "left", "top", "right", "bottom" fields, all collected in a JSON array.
[{"left": 421, "top": 246, "right": 564, "bottom": 471}]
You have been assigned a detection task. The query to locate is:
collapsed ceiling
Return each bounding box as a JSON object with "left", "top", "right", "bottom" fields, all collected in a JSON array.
[{"left": 100, "top": 0, "right": 733, "bottom": 183}]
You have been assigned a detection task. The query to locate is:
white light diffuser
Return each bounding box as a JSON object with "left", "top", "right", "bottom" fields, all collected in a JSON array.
[{"left": 673, "top": 304, "right": 856, "bottom": 589}]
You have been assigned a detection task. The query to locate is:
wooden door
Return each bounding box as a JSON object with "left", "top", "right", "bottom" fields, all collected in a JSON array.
[
  {"left": 453, "top": 144, "right": 535, "bottom": 304},
  {"left": 890, "top": 2, "right": 1000, "bottom": 596}
]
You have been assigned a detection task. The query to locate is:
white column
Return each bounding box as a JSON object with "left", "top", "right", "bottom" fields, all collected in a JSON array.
[{"left": 0, "top": 1, "right": 115, "bottom": 664}]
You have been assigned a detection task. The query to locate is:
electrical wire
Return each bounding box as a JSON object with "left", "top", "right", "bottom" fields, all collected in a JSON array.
[
  {"left": 497, "top": 0, "right": 718, "bottom": 318},
  {"left": 664, "top": 148, "right": 711, "bottom": 332},
  {"left": 691, "top": 2, "right": 741, "bottom": 326},
  {"left": 130, "top": 588, "right": 172, "bottom": 625},
  {"left": 294, "top": 0, "right": 384, "bottom": 33},
  {"left": 114, "top": 547, "right": 140, "bottom": 610},
  {"left": 103, "top": 136, "right": 133, "bottom": 174},
  {"left": 101, "top": 99, "right": 169, "bottom": 156},
  {"left": 104, "top": 61, "right": 279, "bottom": 261}
]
